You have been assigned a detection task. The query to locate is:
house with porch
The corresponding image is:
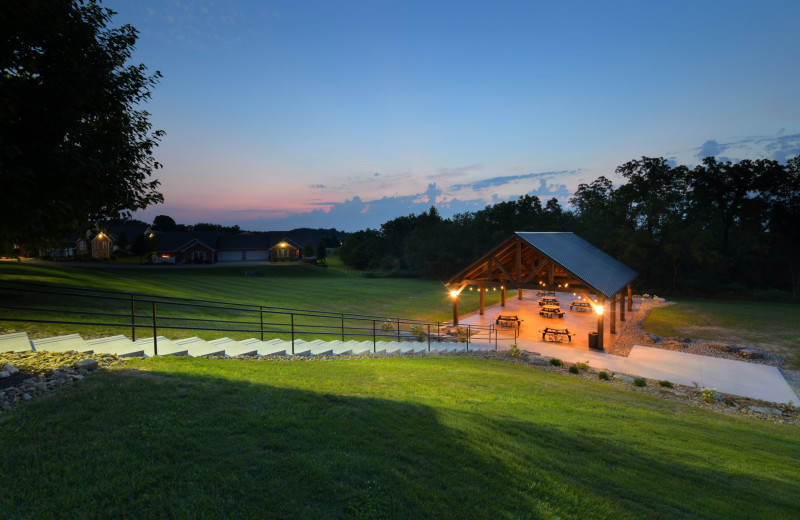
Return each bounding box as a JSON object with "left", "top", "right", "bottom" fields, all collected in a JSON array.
[
  {"left": 153, "top": 232, "right": 220, "bottom": 264},
  {"left": 269, "top": 238, "right": 302, "bottom": 261}
]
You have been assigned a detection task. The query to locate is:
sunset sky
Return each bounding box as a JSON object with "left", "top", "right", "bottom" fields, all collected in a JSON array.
[{"left": 109, "top": 0, "right": 800, "bottom": 231}]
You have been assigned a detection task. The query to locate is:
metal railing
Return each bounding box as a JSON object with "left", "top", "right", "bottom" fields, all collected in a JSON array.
[{"left": 0, "top": 282, "right": 507, "bottom": 355}]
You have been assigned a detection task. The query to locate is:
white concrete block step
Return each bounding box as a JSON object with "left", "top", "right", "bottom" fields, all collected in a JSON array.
[
  {"left": 232, "top": 338, "right": 267, "bottom": 357},
  {"left": 134, "top": 337, "right": 188, "bottom": 357},
  {"left": 252, "top": 338, "right": 289, "bottom": 356},
  {"left": 86, "top": 335, "right": 143, "bottom": 357},
  {"left": 0, "top": 332, "right": 33, "bottom": 353},
  {"left": 4, "top": 333, "right": 488, "bottom": 359},
  {"left": 33, "top": 334, "right": 92, "bottom": 353},
  {"left": 303, "top": 339, "right": 334, "bottom": 356},
  {"left": 174, "top": 337, "right": 225, "bottom": 357}
]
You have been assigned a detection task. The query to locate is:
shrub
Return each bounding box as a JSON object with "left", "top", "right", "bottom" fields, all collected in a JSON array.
[
  {"left": 658, "top": 380, "right": 673, "bottom": 388},
  {"left": 701, "top": 387, "right": 718, "bottom": 403},
  {"left": 568, "top": 365, "right": 579, "bottom": 374},
  {"left": 549, "top": 358, "right": 562, "bottom": 367},
  {"left": 574, "top": 361, "right": 589, "bottom": 371},
  {"left": 633, "top": 377, "right": 647, "bottom": 387},
  {"left": 409, "top": 324, "right": 426, "bottom": 342},
  {"left": 508, "top": 344, "right": 522, "bottom": 358},
  {"left": 380, "top": 321, "right": 395, "bottom": 331},
  {"left": 598, "top": 371, "right": 610, "bottom": 380}
]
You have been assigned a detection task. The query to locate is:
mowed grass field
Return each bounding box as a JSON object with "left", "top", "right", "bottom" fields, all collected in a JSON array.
[
  {"left": 2, "top": 356, "right": 799, "bottom": 519},
  {"left": 0, "top": 260, "right": 506, "bottom": 341},
  {"left": 645, "top": 298, "right": 800, "bottom": 369}
]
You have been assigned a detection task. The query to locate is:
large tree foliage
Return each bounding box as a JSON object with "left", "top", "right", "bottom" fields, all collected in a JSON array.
[
  {"left": 0, "top": 0, "right": 163, "bottom": 247},
  {"left": 339, "top": 156, "right": 800, "bottom": 297}
]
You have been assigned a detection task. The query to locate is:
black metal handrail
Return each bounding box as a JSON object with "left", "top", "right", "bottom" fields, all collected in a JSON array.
[{"left": 0, "top": 282, "right": 507, "bottom": 355}]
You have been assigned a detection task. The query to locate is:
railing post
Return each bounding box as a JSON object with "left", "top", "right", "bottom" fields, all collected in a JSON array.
[
  {"left": 260, "top": 307, "right": 264, "bottom": 341},
  {"left": 341, "top": 314, "right": 345, "bottom": 342},
  {"left": 152, "top": 301, "right": 158, "bottom": 356},
  {"left": 130, "top": 294, "right": 136, "bottom": 342},
  {"left": 494, "top": 325, "right": 498, "bottom": 349},
  {"left": 466, "top": 325, "right": 470, "bottom": 351},
  {"left": 396, "top": 318, "right": 400, "bottom": 342},
  {"left": 427, "top": 324, "right": 431, "bottom": 351},
  {"left": 373, "top": 320, "right": 376, "bottom": 352},
  {"left": 290, "top": 314, "right": 295, "bottom": 354}
]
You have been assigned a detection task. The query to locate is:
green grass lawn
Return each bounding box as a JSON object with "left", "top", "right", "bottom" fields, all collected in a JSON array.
[
  {"left": 0, "top": 261, "right": 507, "bottom": 340},
  {"left": 644, "top": 298, "right": 800, "bottom": 369},
  {"left": 1, "top": 356, "right": 798, "bottom": 519}
]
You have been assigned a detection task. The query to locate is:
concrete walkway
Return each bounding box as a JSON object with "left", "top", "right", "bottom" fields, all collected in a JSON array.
[{"left": 460, "top": 293, "right": 799, "bottom": 404}]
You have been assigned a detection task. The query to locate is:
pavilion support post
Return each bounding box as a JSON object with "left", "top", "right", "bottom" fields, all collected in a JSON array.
[
  {"left": 610, "top": 294, "right": 617, "bottom": 334},
  {"left": 501, "top": 287, "right": 506, "bottom": 307},
  {"left": 627, "top": 284, "right": 633, "bottom": 312},
  {"left": 518, "top": 287, "right": 523, "bottom": 300},
  {"left": 620, "top": 291, "right": 626, "bottom": 321},
  {"left": 479, "top": 287, "right": 485, "bottom": 315},
  {"left": 452, "top": 295, "right": 459, "bottom": 325},
  {"left": 597, "top": 296, "right": 605, "bottom": 350}
]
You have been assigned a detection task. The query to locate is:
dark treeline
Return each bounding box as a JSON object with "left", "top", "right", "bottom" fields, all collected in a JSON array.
[{"left": 339, "top": 156, "right": 800, "bottom": 298}]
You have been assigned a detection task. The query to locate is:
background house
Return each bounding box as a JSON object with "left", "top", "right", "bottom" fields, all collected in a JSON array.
[
  {"left": 153, "top": 232, "right": 220, "bottom": 264},
  {"left": 269, "top": 238, "right": 302, "bottom": 261},
  {"left": 90, "top": 231, "right": 115, "bottom": 259}
]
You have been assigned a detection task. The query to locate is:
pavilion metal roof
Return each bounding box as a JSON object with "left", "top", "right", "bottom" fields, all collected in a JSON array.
[
  {"left": 515, "top": 232, "right": 637, "bottom": 298},
  {"left": 446, "top": 232, "right": 637, "bottom": 299}
]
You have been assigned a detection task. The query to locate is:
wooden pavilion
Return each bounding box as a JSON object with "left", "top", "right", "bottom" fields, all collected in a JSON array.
[{"left": 445, "top": 232, "right": 637, "bottom": 349}]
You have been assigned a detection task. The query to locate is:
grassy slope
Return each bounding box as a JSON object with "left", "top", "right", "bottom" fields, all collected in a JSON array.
[
  {"left": 0, "top": 261, "right": 506, "bottom": 339},
  {"left": 645, "top": 298, "right": 800, "bottom": 368},
  {"left": 1, "top": 357, "right": 798, "bottom": 519}
]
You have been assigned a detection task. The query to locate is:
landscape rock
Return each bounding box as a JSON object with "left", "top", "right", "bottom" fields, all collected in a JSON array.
[
  {"left": 74, "top": 359, "right": 99, "bottom": 371},
  {"left": 748, "top": 406, "right": 783, "bottom": 415},
  {"left": 0, "top": 370, "right": 9, "bottom": 379},
  {"left": 0, "top": 350, "right": 126, "bottom": 413},
  {"left": 4, "top": 363, "right": 20, "bottom": 375},
  {"left": 738, "top": 348, "right": 765, "bottom": 360}
]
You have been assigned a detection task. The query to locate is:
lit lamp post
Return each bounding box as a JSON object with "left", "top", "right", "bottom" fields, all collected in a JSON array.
[
  {"left": 595, "top": 300, "right": 604, "bottom": 349},
  {"left": 450, "top": 290, "right": 459, "bottom": 325}
]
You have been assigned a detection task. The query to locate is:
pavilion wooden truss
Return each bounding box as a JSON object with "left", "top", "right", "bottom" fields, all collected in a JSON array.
[{"left": 445, "top": 232, "right": 637, "bottom": 349}]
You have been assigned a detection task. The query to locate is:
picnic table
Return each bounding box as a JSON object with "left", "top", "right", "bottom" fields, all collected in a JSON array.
[
  {"left": 541, "top": 327, "right": 571, "bottom": 342},
  {"left": 495, "top": 314, "right": 522, "bottom": 328},
  {"left": 538, "top": 297, "right": 561, "bottom": 306},
  {"left": 539, "top": 304, "right": 564, "bottom": 318},
  {"left": 569, "top": 301, "right": 593, "bottom": 312},
  {"left": 537, "top": 290, "right": 556, "bottom": 296}
]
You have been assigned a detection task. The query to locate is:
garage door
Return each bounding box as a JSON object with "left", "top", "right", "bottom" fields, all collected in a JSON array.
[
  {"left": 217, "top": 250, "right": 242, "bottom": 262},
  {"left": 244, "top": 250, "right": 268, "bottom": 261}
]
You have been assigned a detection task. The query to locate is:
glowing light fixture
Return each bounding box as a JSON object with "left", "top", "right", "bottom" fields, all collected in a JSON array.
[
  {"left": 595, "top": 305, "right": 604, "bottom": 315},
  {"left": 450, "top": 290, "right": 459, "bottom": 299}
]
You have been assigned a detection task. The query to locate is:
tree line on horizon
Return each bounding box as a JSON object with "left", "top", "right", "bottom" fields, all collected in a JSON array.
[{"left": 338, "top": 156, "right": 800, "bottom": 298}]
